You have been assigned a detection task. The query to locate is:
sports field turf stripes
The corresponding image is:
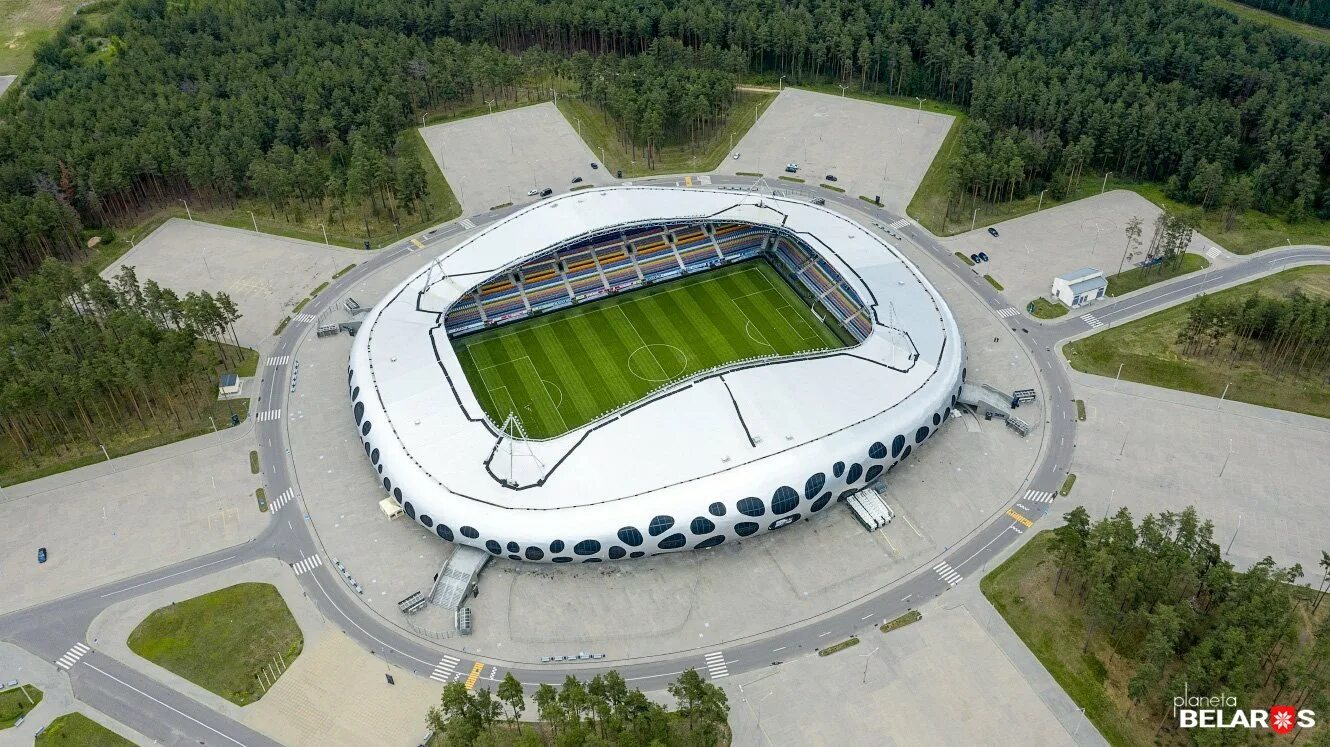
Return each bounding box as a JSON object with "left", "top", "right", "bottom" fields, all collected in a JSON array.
[{"left": 455, "top": 261, "right": 848, "bottom": 438}]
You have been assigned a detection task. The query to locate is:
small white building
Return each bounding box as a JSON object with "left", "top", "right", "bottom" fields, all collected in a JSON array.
[
  {"left": 1051, "top": 267, "right": 1107, "bottom": 308},
  {"left": 217, "top": 373, "right": 241, "bottom": 397}
]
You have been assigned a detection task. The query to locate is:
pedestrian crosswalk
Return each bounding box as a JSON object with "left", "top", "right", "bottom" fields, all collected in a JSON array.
[
  {"left": 293, "top": 312, "right": 317, "bottom": 324},
  {"left": 270, "top": 488, "right": 295, "bottom": 512},
  {"left": 464, "top": 661, "right": 484, "bottom": 690},
  {"left": 704, "top": 651, "right": 729, "bottom": 679},
  {"left": 887, "top": 218, "right": 910, "bottom": 230},
  {"left": 996, "top": 307, "right": 1020, "bottom": 319},
  {"left": 1079, "top": 312, "right": 1103, "bottom": 328},
  {"left": 256, "top": 409, "right": 282, "bottom": 422},
  {"left": 430, "top": 655, "right": 461, "bottom": 683},
  {"left": 933, "top": 561, "right": 963, "bottom": 588},
  {"left": 291, "top": 554, "right": 323, "bottom": 575},
  {"left": 266, "top": 355, "right": 291, "bottom": 367},
  {"left": 1024, "top": 489, "right": 1056, "bottom": 503},
  {"left": 458, "top": 218, "right": 476, "bottom": 230},
  {"left": 57, "top": 642, "right": 90, "bottom": 670}
]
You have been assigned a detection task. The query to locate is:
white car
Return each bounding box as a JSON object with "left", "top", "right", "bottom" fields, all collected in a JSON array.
[
  {"left": 527, "top": 188, "right": 539, "bottom": 196},
  {"left": 732, "top": 152, "right": 740, "bottom": 159}
]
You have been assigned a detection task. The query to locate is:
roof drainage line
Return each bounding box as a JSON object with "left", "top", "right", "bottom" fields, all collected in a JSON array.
[{"left": 720, "top": 376, "right": 758, "bottom": 448}]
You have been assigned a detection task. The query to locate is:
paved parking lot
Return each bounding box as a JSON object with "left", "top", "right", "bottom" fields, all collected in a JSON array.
[
  {"left": 420, "top": 102, "right": 616, "bottom": 215},
  {"left": 103, "top": 219, "right": 368, "bottom": 351},
  {"left": 0, "top": 428, "right": 264, "bottom": 617},
  {"left": 283, "top": 207, "right": 1049, "bottom": 661},
  {"left": 722, "top": 598, "right": 1085, "bottom": 746},
  {"left": 1066, "top": 369, "right": 1330, "bottom": 575},
  {"left": 727, "top": 88, "right": 953, "bottom": 214},
  {"left": 936, "top": 191, "right": 1229, "bottom": 306}
]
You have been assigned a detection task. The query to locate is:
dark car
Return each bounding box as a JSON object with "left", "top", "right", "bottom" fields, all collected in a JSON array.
[
  {"left": 37, "top": 547, "right": 47, "bottom": 564},
  {"left": 571, "top": 176, "right": 583, "bottom": 184},
  {"left": 987, "top": 227, "right": 999, "bottom": 237},
  {"left": 590, "top": 162, "right": 599, "bottom": 169},
  {"left": 969, "top": 253, "right": 981, "bottom": 264},
  {"left": 539, "top": 188, "right": 553, "bottom": 197},
  {"left": 825, "top": 174, "right": 838, "bottom": 182},
  {"left": 811, "top": 197, "right": 826, "bottom": 205},
  {"left": 978, "top": 251, "right": 990, "bottom": 262}
]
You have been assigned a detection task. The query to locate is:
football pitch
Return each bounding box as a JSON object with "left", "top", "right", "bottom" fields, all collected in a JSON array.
[{"left": 454, "top": 260, "right": 850, "bottom": 439}]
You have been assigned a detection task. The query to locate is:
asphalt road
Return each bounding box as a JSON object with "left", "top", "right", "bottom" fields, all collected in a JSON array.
[{"left": 1, "top": 177, "right": 1325, "bottom": 746}]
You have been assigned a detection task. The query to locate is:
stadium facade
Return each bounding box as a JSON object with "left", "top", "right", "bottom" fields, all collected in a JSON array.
[{"left": 348, "top": 187, "right": 965, "bottom": 563}]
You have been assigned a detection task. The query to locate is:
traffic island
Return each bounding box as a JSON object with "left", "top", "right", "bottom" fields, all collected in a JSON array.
[
  {"left": 127, "top": 582, "right": 302, "bottom": 705},
  {"left": 0, "top": 683, "right": 42, "bottom": 730},
  {"left": 34, "top": 713, "right": 133, "bottom": 746},
  {"left": 818, "top": 637, "right": 860, "bottom": 656},
  {"left": 880, "top": 610, "right": 922, "bottom": 634}
]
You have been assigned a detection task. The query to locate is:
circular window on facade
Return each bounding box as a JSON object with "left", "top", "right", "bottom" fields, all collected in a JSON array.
[
  {"left": 485, "top": 540, "right": 501, "bottom": 554},
  {"left": 436, "top": 524, "right": 454, "bottom": 541},
  {"left": 865, "top": 464, "right": 883, "bottom": 483},
  {"left": 833, "top": 461, "right": 845, "bottom": 478},
  {"left": 736, "top": 497, "right": 765, "bottom": 517},
  {"left": 932, "top": 412, "right": 942, "bottom": 426},
  {"left": 382, "top": 477, "right": 391, "bottom": 492},
  {"left": 810, "top": 492, "right": 833, "bottom": 512},
  {"left": 573, "top": 539, "right": 601, "bottom": 556},
  {"left": 549, "top": 539, "right": 565, "bottom": 553},
  {"left": 629, "top": 551, "right": 645, "bottom": 559},
  {"left": 351, "top": 385, "right": 359, "bottom": 400},
  {"left": 608, "top": 546, "right": 626, "bottom": 560},
  {"left": 696, "top": 535, "right": 725, "bottom": 549},
  {"left": 657, "top": 533, "right": 687, "bottom": 550},
  {"left": 461, "top": 526, "right": 479, "bottom": 539},
  {"left": 525, "top": 546, "right": 544, "bottom": 561},
  {"left": 648, "top": 515, "right": 675, "bottom": 536},
  {"left": 370, "top": 448, "right": 380, "bottom": 464},
  {"left": 804, "top": 473, "right": 826, "bottom": 500},
  {"left": 361, "top": 421, "right": 371, "bottom": 436},
  {"left": 690, "top": 517, "right": 715, "bottom": 535},
  {"left": 708, "top": 502, "right": 726, "bottom": 517},
  {"left": 552, "top": 557, "right": 572, "bottom": 563},
  {"left": 868, "top": 442, "right": 887, "bottom": 459},
  {"left": 915, "top": 426, "right": 929, "bottom": 444},
  {"left": 892, "top": 434, "right": 906, "bottom": 457},
  {"left": 420, "top": 514, "right": 434, "bottom": 528},
  {"left": 769, "top": 514, "right": 801, "bottom": 531},
  {"left": 771, "top": 486, "right": 799, "bottom": 515},
  {"left": 354, "top": 401, "right": 364, "bottom": 424},
  {"left": 404, "top": 502, "right": 415, "bottom": 519},
  {"left": 846, "top": 463, "right": 863, "bottom": 483},
  {"left": 617, "top": 527, "right": 643, "bottom": 547},
  {"left": 735, "top": 521, "right": 760, "bottom": 537},
  {"left": 507, "top": 541, "right": 519, "bottom": 554}
]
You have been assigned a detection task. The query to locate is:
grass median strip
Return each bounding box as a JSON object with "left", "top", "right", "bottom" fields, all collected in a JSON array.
[
  {"left": 0, "top": 684, "right": 43, "bottom": 729},
  {"left": 818, "top": 636, "right": 860, "bottom": 656},
  {"left": 984, "top": 274, "right": 1004, "bottom": 291},
  {"left": 1059, "top": 473, "right": 1077, "bottom": 496},
  {"left": 34, "top": 712, "right": 134, "bottom": 746},
  {"left": 128, "top": 582, "right": 303, "bottom": 706},
  {"left": 332, "top": 263, "right": 356, "bottom": 279},
  {"left": 954, "top": 251, "right": 975, "bottom": 267},
  {"left": 880, "top": 610, "right": 922, "bottom": 634}
]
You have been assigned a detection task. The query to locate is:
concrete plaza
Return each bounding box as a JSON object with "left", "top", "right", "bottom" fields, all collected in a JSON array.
[{"left": 727, "top": 88, "right": 953, "bottom": 215}]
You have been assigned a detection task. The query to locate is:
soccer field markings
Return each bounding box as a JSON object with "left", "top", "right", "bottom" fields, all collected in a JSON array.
[
  {"left": 467, "top": 351, "right": 569, "bottom": 436},
  {"left": 731, "top": 273, "right": 824, "bottom": 345},
  {"left": 625, "top": 343, "right": 689, "bottom": 383},
  {"left": 616, "top": 306, "right": 668, "bottom": 380}
]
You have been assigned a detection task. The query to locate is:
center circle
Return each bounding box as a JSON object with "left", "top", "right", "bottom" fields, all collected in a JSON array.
[{"left": 627, "top": 344, "right": 688, "bottom": 382}]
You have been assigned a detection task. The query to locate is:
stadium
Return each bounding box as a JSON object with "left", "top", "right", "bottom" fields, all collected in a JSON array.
[{"left": 347, "top": 186, "right": 965, "bottom": 563}]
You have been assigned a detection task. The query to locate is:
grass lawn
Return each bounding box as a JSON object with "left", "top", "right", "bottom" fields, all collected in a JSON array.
[
  {"left": 1201, "top": 0, "right": 1330, "bottom": 44},
  {"left": 127, "top": 582, "right": 302, "bottom": 706},
  {"left": 0, "top": 684, "right": 43, "bottom": 729},
  {"left": 35, "top": 712, "right": 134, "bottom": 746},
  {"left": 1106, "top": 253, "right": 1209, "bottom": 297},
  {"left": 556, "top": 91, "right": 776, "bottom": 179},
  {"left": 455, "top": 260, "right": 848, "bottom": 439},
  {"left": 0, "top": 0, "right": 83, "bottom": 74},
  {"left": 0, "top": 340, "right": 254, "bottom": 486},
  {"left": 1064, "top": 266, "right": 1330, "bottom": 418},
  {"left": 1028, "top": 297, "right": 1068, "bottom": 319}
]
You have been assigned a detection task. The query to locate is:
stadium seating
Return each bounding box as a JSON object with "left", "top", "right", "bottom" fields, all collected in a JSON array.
[{"left": 443, "top": 222, "right": 872, "bottom": 342}]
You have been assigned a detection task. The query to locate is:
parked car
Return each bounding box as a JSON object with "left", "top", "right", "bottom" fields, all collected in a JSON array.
[
  {"left": 539, "top": 188, "right": 553, "bottom": 197},
  {"left": 785, "top": 163, "right": 798, "bottom": 173},
  {"left": 811, "top": 197, "right": 826, "bottom": 205},
  {"left": 527, "top": 188, "right": 539, "bottom": 196},
  {"left": 825, "top": 174, "right": 838, "bottom": 182},
  {"left": 987, "top": 227, "right": 1000, "bottom": 237},
  {"left": 732, "top": 152, "right": 740, "bottom": 159},
  {"left": 590, "top": 162, "right": 599, "bottom": 169},
  {"left": 37, "top": 547, "right": 47, "bottom": 564},
  {"left": 571, "top": 176, "right": 583, "bottom": 184},
  {"left": 978, "top": 251, "right": 990, "bottom": 262},
  {"left": 969, "top": 253, "right": 981, "bottom": 264}
]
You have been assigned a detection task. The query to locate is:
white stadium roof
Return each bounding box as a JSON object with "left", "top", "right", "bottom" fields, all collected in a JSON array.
[{"left": 349, "top": 186, "right": 965, "bottom": 561}]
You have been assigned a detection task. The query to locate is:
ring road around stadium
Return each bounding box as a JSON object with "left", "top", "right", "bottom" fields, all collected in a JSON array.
[{"left": 348, "top": 186, "right": 965, "bottom": 563}]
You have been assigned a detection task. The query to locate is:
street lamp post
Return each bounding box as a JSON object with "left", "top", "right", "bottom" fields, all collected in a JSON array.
[
  {"left": 971, "top": 208, "right": 979, "bottom": 232},
  {"left": 859, "top": 646, "right": 880, "bottom": 684},
  {"left": 248, "top": 210, "right": 258, "bottom": 232},
  {"left": 838, "top": 84, "right": 848, "bottom": 97},
  {"left": 486, "top": 99, "right": 495, "bottom": 114},
  {"left": 1101, "top": 171, "right": 1113, "bottom": 194},
  {"left": 179, "top": 199, "right": 192, "bottom": 221},
  {"left": 318, "top": 224, "right": 329, "bottom": 244},
  {"left": 1037, "top": 189, "right": 1048, "bottom": 211},
  {"left": 778, "top": 75, "right": 786, "bottom": 91},
  {"left": 914, "top": 97, "right": 927, "bottom": 123}
]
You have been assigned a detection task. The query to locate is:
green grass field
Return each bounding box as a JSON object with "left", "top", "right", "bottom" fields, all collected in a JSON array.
[
  {"left": 35, "top": 713, "right": 134, "bottom": 746},
  {"left": 455, "top": 261, "right": 847, "bottom": 439}
]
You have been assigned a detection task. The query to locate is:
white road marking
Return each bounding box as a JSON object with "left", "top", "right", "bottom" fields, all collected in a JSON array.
[
  {"left": 704, "top": 651, "right": 729, "bottom": 679},
  {"left": 888, "top": 218, "right": 910, "bottom": 229},
  {"left": 933, "top": 561, "right": 963, "bottom": 587},
  {"left": 85, "top": 663, "right": 249, "bottom": 746},
  {"left": 1079, "top": 312, "right": 1103, "bottom": 328},
  {"left": 266, "top": 355, "right": 291, "bottom": 367},
  {"left": 256, "top": 409, "right": 282, "bottom": 422},
  {"left": 291, "top": 554, "right": 323, "bottom": 575},
  {"left": 1025, "top": 490, "right": 1056, "bottom": 503},
  {"left": 57, "top": 642, "right": 90, "bottom": 670},
  {"left": 430, "top": 655, "right": 461, "bottom": 683},
  {"left": 995, "top": 307, "right": 1020, "bottom": 319}
]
